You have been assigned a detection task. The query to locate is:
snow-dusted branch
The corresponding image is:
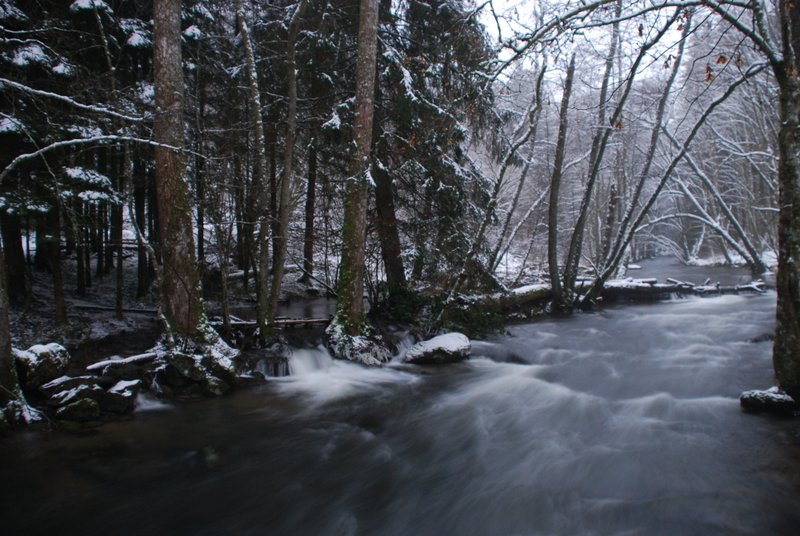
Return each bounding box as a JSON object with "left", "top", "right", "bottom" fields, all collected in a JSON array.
[
  {"left": 0, "top": 78, "right": 144, "bottom": 123},
  {"left": 0, "top": 135, "right": 185, "bottom": 184}
]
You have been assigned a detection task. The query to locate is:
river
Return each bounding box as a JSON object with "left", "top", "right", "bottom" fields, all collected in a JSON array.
[{"left": 1, "top": 263, "right": 799, "bottom": 535}]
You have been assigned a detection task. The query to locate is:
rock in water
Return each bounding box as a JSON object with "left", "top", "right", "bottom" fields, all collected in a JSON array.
[
  {"left": 403, "top": 333, "right": 471, "bottom": 365},
  {"left": 740, "top": 387, "right": 799, "bottom": 416},
  {"left": 102, "top": 380, "right": 142, "bottom": 414}
]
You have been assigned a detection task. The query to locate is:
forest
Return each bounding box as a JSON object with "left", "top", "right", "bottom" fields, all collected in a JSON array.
[{"left": 1, "top": 0, "right": 800, "bottom": 426}]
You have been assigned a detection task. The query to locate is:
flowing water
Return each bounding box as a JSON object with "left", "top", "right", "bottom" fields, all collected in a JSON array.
[{"left": 2, "top": 265, "right": 800, "bottom": 535}]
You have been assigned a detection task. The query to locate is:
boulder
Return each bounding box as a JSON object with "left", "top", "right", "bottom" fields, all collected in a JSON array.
[
  {"left": 403, "top": 333, "right": 471, "bottom": 365},
  {"left": 101, "top": 380, "right": 141, "bottom": 414},
  {"left": 56, "top": 398, "right": 100, "bottom": 422},
  {"left": 169, "top": 352, "right": 207, "bottom": 382},
  {"left": 326, "top": 323, "right": 392, "bottom": 366},
  {"left": 39, "top": 375, "right": 108, "bottom": 398},
  {"left": 740, "top": 387, "right": 799, "bottom": 416},
  {"left": 200, "top": 352, "right": 237, "bottom": 386},
  {"left": 201, "top": 375, "right": 231, "bottom": 397},
  {"left": 14, "top": 343, "right": 70, "bottom": 390},
  {"left": 48, "top": 384, "right": 105, "bottom": 408}
]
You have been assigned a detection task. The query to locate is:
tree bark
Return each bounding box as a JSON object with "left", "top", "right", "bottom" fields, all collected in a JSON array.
[
  {"left": 268, "top": 0, "right": 308, "bottom": 326},
  {"left": 0, "top": 243, "right": 18, "bottom": 410},
  {"left": 47, "top": 205, "right": 67, "bottom": 326},
  {"left": 236, "top": 0, "right": 272, "bottom": 337},
  {"left": 547, "top": 55, "right": 576, "bottom": 310},
  {"left": 134, "top": 160, "right": 149, "bottom": 297},
  {"left": 373, "top": 163, "right": 406, "bottom": 297},
  {"left": 0, "top": 211, "right": 26, "bottom": 304},
  {"left": 153, "top": 0, "right": 204, "bottom": 338},
  {"left": 335, "top": 0, "right": 379, "bottom": 335},
  {"left": 300, "top": 142, "right": 317, "bottom": 284},
  {"left": 773, "top": 0, "right": 800, "bottom": 399}
]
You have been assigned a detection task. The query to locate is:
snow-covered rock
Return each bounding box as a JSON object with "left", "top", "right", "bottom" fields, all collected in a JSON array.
[
  {"left": 102, "top": 380, "right": 141, "bottom": 414},
  {"left": 14, "top": 343, "right": 70, "bottom": 390},
  {"left": 403, "top": 333, "right": 471, "bottom": 365},
  {"left": 39, "top": 375, "right": 105, "bottom": 398},
  {"left": 48, "top": 384, "right": 104, "bottom": 407},
  {"left": 740, "top": 386, "right": 799, "bottom": 416},
  {"left": 326, "top": 321, "right": 392, "bottom": 367}
]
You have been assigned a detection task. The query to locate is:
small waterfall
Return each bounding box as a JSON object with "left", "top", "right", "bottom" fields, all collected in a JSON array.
[
  {"left": 255, "top": 356, "right": 290, "bottom": 378},
  {"left": 289, "top": 346, "right": 336, "bottom": 375}
]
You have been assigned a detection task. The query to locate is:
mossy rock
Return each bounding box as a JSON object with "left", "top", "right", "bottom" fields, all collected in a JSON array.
[
  {"left": 56, "top": 398, "right": 100, "bottom": 422},
  {"left": 201, "top": 375, "right": 230, "bottom": 396}
]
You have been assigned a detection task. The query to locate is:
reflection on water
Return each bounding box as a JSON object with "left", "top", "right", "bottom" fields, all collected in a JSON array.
[{"left": 2, "top": 288, "right": 800, "bottom": 535}]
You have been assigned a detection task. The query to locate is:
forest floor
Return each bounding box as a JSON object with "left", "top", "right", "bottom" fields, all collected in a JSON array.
[{"left": 7, "top": 250, "right": 327, "bottom": 366}]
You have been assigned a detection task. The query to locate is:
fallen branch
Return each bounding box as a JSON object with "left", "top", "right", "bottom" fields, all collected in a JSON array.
[
  {"left": 86, "top": 352, "right": 158, "bottom": 372},
  {"left": 74, "top": 304, "right": 158, "bottom": 314}
]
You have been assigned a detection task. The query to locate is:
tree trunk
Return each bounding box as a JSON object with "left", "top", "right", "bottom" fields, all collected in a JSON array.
[
  {"left": 134, "top": 161, "right": 149, "bottom": 297},
  {"left": 547, "top": 55, "right": 576, "bottom": 310},
  {"left": 153, "top": 0, "right": 204, "bottom": 338},
  {"left": 75, "top": 199, "right": 87, "bottom": 296},
  {"left": 0, "top": 244, "right": 19, "bottom": 411},
  {"left": 95, "top": 202, "right": 105, "bottom": 278},
  {"left": 268, "top": 0, "right": 308, "bottom": 326},
  {"left": 335, "top": 0, "right": 379, "bottom": 336},
  {"left": 373, "top": 163, "right": 406, "bottom": 297},
  {"left": 236, "top": 0, "right": 272, "bottom": 337},
  {"left": 300, "top": 142, "right": 317, "bottom": 284},
  {"left": 47, "top": 206, "right": 67, "bottom": 327},
  {"left": 0, "top": 211, "right": 26, "bottom": 304},
  {"left": 773, "top": 0, "right": 800, "bottom": 399}
]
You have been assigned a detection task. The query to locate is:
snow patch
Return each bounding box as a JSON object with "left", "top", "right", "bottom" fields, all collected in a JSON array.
[
  {"left": 65, "top": 166, "right": 112, "bottom": 188},
  {"left": 126, "top": 30, "right": 151, "bottom": 48},
  {"left": 403, "top": 333, "right": 470, "bottom": 364},
  {"left": 109, "top": 379, "right": 140, "bottom": 395},
  {"left": 0, "top": 116, "right": 24, "bottom": 134},
  {"left": 70, "top": 0, "right": 111, "bottom": 13},
  {"left": 183, "top": 25, "right": 203, "bottom": 40},
  {"left": 12, "top": 44, "right": 49, "bottom": 67},
  {"left": 0, "top": 1, "right": 27, "bottom": 21},
  {"left": 52, "top": 62, "right": 74, "bottom": 76},
  {"left": 321, "top": 110, "right": 341, "bottom": 131}
]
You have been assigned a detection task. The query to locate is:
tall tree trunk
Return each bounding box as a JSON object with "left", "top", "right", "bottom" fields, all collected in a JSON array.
[
  {"left": 134, "top": 159, "right": 149, "bottom": 297},
  {"left": 0, "top": 211, "right": 26, "bottom": 304},
  {"left": 547, "top": 55, "right": 576, "bottom": 310},
  {"left": 95, "top": 202, "right": 105, "bottom": 278},
  {"left": 153, "top": 0, "right": 204, "bottom": 338},
  {"left": 268, "top": 0, "right": 308, "bottom": 326},
  {"left": 47, "top": 206, "right": 67, "bottom": 327},
  {"left": 236, "top": 0, "right": 272, "bottom": 337},
  {"left": 300, "top": 141, "right": 317, "bottom": 284},
  {"left": 373, "top": 163, "right": 406, "bottom": 297},
  {"left": 335, "top": 0, "right": 379, "bottom": 336},
  {"left": 75, "top": 199, "right": 87, "bottom": 296},
  {"left": 0, "top": 243, "right": 19, "bottom": 412},
  {"left": 773, "top": 0, "right": 800, "bottom": 399}
]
